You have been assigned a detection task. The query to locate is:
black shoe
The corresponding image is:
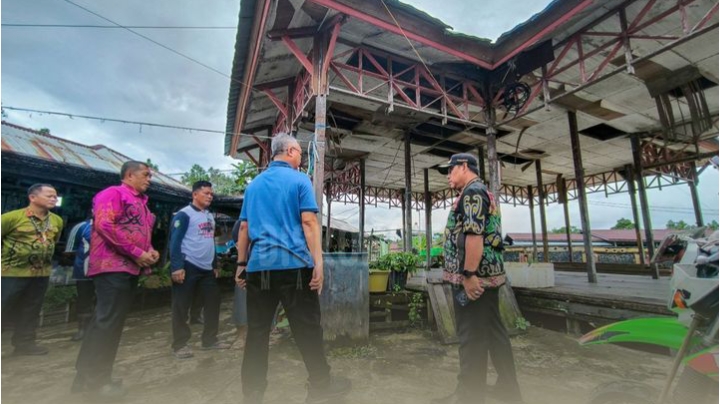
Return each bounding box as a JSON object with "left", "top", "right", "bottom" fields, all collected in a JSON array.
[
  {"left": 71, "top": 375, "right": 123, "bottom": 394},
  {"left": 306, "top": 375, "right": 351, "bottom": 403},
  {"left": 14, "top": 344, "right": 49, "bottom": 356}
]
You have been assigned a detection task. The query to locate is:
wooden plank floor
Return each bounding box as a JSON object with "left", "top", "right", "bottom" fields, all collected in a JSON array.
[
  {"left": 514, "top": 271, "right": 674, "bottom": 320},
  {"left": 546, "top": 271, "right": 670, "bottom": 306}
]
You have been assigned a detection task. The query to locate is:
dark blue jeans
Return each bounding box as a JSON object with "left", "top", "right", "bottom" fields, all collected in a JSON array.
[
  {"left": 75, "top": 272, "right": 138, "bottom": 388},
  {"left": 1, "top": 276, "right": 49, "bottom": 348},
  {"left": 171, "top": 262, "right": 221, "bottom": 350}
]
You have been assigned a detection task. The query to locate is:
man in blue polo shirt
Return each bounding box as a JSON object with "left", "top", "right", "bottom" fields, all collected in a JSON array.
[{"left": 236, "top": 133, "right": 350, "bottom": 404}]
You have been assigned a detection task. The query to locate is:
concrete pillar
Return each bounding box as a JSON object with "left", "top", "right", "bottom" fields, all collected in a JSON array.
[
  {"left": 560, "top": 176, "right": 574, "bottom": 262},
  {"left": 477, "top": 145, "right": 486, "bottom": 183},
  {"left": 312, "top": 32, "right": 329, "bottom": 217}
]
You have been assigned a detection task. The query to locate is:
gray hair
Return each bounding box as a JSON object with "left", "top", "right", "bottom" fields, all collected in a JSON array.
[{"left": 271, "top": 133, "right": 298, "bottom": 157}]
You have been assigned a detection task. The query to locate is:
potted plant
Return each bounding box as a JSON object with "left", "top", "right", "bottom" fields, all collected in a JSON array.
[
  {"left": 368, "top": 260, "right": 390, "bottom": 293},
  {"left": 377, "top": 252, "right": 420, "bottom": 291}
]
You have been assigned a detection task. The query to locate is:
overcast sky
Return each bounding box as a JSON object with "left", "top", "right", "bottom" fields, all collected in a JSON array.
[{"left": 2, "top": 0, "right": 718, "bottom": 235}]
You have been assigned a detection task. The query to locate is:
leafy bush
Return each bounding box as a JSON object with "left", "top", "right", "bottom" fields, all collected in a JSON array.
[{"left": 377, "top": 252, "right": 421, "bottom": 274}]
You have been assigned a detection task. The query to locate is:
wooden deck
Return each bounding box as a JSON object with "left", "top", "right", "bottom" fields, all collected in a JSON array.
[{"left": 514, "top": 271, "right": 674, "bottom": 332}]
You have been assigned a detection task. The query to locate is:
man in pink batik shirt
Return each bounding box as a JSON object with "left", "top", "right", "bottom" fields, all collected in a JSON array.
[{"left": 72, "top": 161, "right": 159, "bottom": 401}]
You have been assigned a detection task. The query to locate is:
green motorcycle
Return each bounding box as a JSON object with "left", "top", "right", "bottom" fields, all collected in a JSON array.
[{"left": 579, "top": 233, "right": 718, "bottom": 404}]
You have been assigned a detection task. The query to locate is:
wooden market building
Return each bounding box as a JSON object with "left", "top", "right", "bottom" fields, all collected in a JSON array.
[{"left": 224, "top": 0, "right": 719, "bottom": 285}]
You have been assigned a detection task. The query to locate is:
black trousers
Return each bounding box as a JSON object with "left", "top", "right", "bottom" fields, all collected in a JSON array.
[
  {"left": 1, "top": 276, "right": 49, "bottom": 348},
  {"left": 241, "top": 268, "right": 330, "bottom": 396},
  {"left": 75, "top": 272, "right": 138, "bottom": 388},
  {"left": 75, "top": 279, "right": 95, "bottom": 318},
  {"left": 171, "top": 262, "right": 220, "bottom": 350},
  {"left": 454, "top": 287, "right": 521, "bottom": 401}
]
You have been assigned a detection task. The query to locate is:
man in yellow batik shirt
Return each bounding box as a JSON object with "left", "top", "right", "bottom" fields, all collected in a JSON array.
[{"left": 2, "top": 183, "right": 64, "bottom": 355}]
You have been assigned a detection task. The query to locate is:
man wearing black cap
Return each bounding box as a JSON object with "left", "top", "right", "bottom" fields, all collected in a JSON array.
[{"left": 433, "top": 153, "right": 523, "bottom": 404}]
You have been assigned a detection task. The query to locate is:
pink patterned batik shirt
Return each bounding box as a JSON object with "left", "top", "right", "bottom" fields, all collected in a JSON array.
[{"left": 87, "top": 183, "right": 156, "bottom": 276}]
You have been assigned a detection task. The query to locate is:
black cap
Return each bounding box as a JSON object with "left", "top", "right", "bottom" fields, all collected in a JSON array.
[{"left": 437, "top": 153, "right": 479, "bottom": 175}]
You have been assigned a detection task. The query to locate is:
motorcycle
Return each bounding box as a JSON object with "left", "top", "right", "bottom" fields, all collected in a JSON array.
[{"left": 579, "top": 231, "right": 718, "bottom": 404}]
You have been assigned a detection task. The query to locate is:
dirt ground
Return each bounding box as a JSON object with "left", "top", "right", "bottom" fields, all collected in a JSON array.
[{"left": 1, "top": 300, "right": 673, "bottom": 404}]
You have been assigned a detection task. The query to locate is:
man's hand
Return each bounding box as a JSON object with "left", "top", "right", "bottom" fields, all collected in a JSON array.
[
  {"left": 172, "top": 269, "right": 186, "bottom": 284},
  {"left": 213, "top": 269, "right": 220, "bottom": 278},
  {"left": 462, "top": 275, "right": 484, "bottom": 301},
  {"left": 235, "top": 265, "right": 247, "bottom": 289},
  {"left": 135, "top": 251, "right": 156, "bottom": 267},
  {"left": 148, "top": 248, "right": 160, "bottom": 264},
  {"left": 309, "top": 263, "right": 324, "bottom": 295}
]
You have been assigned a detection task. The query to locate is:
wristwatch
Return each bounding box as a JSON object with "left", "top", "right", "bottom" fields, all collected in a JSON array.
[
  {"left": 462, "top": 269, "right": 478, "bottom": 278},
  {"left": 237, "top": 261, "right": 247, "bottom": 266}
]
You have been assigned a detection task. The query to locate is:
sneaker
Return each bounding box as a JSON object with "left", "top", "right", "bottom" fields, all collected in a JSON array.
[
  {"left": 201, "top": 341, "right": 232, "bottom": 350},
  {"left": 14, "top": 344, "right": 49, "bottom": 356},
  {"left": 306, "top": 375, "right": 351, "bottom": 403},
  {"left": 173, "top": 345, "right": 194, "bottom": 359}
]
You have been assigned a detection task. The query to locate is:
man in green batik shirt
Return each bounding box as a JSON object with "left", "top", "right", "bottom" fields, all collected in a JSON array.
[
  {"left": 2, "top": 184, "right": 64, "bottom": 355},
  {"left": 432, "top": 154, "right": 523, "bottom": 404}
]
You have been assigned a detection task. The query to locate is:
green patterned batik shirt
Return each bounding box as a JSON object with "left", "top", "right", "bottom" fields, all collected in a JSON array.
[
  {"left": 1, "top": 208, "right": 64, "bottom": 277},
  {"left": 442, "top": 178, "right": 506, "bottom": 288}
]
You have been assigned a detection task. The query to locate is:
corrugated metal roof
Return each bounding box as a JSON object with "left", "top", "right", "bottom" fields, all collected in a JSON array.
[{"left": 1, "top": 122, "right": 189, "bottom": 191}]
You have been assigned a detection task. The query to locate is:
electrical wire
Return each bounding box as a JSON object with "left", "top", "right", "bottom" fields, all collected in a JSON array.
[
  {"left": 2, "top": 23, "right": 236, "bottom": 29},
  {"left": 60, "top": 0, "right": 259, "bottom": 96},
  {"left": 1, "top": 105, "right": 311, "bottom": 143}
]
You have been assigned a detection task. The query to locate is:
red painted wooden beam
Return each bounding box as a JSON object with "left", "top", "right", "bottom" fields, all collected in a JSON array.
[
  {"left": 281, "top": 36, "right": 314, "bottom": 74},
  {"left": 305, "top": 0, "right": 494, "bottom": 69}
]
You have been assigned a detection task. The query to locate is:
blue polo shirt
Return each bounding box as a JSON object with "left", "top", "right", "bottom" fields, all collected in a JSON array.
[{"left": 240, "top": 161, "right": 318, "bottom": 272}]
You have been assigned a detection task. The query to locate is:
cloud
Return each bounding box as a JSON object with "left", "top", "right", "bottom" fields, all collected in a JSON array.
[{"left": 3, "top": 0, "right": 717, "bottom": 233}]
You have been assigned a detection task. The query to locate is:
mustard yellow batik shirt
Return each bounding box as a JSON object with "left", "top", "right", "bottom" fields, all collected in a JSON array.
[{"left": 1, "top": 208, "right": 64, "bottom": 277}]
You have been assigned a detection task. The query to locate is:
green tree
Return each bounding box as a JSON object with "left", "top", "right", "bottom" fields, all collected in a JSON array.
[
  {"left": 180, "top": 162, "right": 258, "bottom": 196},
  {"left": 550, "top": 226, "right": 581, "bottom": 234},
  {"left": 145, "top": 158, "right": 159, "bottom": 171},
  {"left": 666, "top": 219, "right": 690, "bottom": 230},
  {"left": 709, "top": 220, "right": 719, "bottom": 230},
  {"left": 611, "top": 218, "right": 635, "bottom": 230}
]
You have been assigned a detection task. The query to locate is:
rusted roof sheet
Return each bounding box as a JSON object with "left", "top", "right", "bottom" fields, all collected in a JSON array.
[
  {"left": 1, "top": 121, "right": 189, "bottom": 191},
  {"left": 507, "top": 229, "right": 705, "bottom": 244}
]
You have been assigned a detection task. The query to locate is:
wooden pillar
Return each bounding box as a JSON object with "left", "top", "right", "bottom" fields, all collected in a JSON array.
[
  {"left": 400, "top": 192, "right": 407, "bottom": 251},
  {"left": 312, "top": 32, "right": 329, "bottom": 219},
  {"left": 560, "top": 176, "right": 574, "bottom": 263},
  {"left": 325, "top": 191, "right": 332, "bottom": 252},
  {"left": 631, "top": 135, "right": 657, "bottom": 278},
  {"left": 424, "top": 168, "right": 432, "bottom": 271},
  {"left": 404, "top": 132, "right": 413, "bottom": 252},
  {"left": 688, "top": 161, "right": 704, "bottom": 227},
  {"left": 568, "top": 111, "right": 597, "bottom": 283},
  {"left": 359, "top": 159, "right": 366, "bottom": 253},
  {"left": 477, "top": 145, "right": 486, "bottom": 183},
  {"left": 625, "top": 164, "right": 646, "bottom": 265},
  {"left": 527, "top": 185, "right": 538, "bottom": 262},
  {"left": 535, "top": 160, "right": 549, "bottom": 262}
]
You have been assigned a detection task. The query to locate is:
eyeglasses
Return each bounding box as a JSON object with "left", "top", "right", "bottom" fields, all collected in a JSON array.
[{"left": 286, "top": 147, "right": 302, "bottom": 154}]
